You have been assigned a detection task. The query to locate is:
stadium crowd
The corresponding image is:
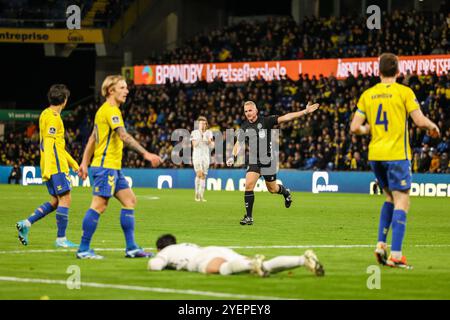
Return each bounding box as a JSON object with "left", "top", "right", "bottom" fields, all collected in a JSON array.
[
  {"left": 145, "top": 11, "right": 449, "bottom": 64},
  {"left": 2, "top": 70, "right": 449, "bottom": 173},
  {"left": 1, "top": 10, "right": 449, "bottom": 173},
  {"left": 0, "top": 0, "right": 131, "bottom": 27}
]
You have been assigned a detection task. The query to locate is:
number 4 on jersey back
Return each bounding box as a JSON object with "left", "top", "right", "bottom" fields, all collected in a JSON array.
[{"left": 375, "top": 103, "right": 388, "bottom": 131}]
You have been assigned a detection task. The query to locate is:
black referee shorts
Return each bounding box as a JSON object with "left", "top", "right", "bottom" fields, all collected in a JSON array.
[{"left": 246, "top": 164, "right": 277, "bottom": 182}]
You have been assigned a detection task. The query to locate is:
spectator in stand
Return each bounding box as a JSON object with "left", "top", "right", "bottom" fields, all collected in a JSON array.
[
  {"left": 418, "top": 147, "right": 432, "bottom": 173},
  {"left": 350, "top": 151, "right": 365, "bottom": 171},
  {"left": 25, "top": 122, "right": 37, "bottom": 139},
  {"left": 144, "top": 12, "right": 449, "bottom": 65},
  {"left": 8, "top": 163, "right": 21, "bottom": 184},
  {"left": 429, "top": 149, "right": 441, "bottom": 173},
  {"left": 439, "top": 153, "right": 449, "bottom": 173},
  {"left": 1, "top": 71, "right": 448, "bottom": 173}
]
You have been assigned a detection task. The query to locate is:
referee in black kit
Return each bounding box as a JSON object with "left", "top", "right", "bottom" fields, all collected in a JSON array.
[{"left": 227, "top": 100, "right": 319, "bottom": 225}]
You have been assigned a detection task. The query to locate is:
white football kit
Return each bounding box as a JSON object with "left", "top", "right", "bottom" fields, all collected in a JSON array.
[
  {"left": 148, "top": 243, "right": 201, "bottom": 271},
  {"left": 191, "top": 129, "right": 212, "bottom": 174},
  {"left": 188, "top": 246, "right": 244, "bottom": 273},
  {"left": 148, "top": 244, "right": 244, "bottom": 273}
]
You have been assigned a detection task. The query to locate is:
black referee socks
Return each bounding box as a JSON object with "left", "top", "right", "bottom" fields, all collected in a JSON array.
[
  {"left": 277, "top": 184, "right": 289, "bottom": 197},
  {"left": 244, "top": 191, "right": 254, "bottom": 218}
]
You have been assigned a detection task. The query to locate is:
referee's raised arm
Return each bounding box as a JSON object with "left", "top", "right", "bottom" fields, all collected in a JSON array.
[{"left": 277, "top": 102, "right": 320, "bottom": 124}]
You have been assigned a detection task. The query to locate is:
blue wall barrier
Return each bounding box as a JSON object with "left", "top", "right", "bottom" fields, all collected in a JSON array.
[{"left": 0, "top": 166, "right": 449, "bottom": 197}]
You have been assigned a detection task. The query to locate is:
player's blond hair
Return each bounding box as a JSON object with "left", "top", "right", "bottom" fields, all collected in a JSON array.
[
  {"left": 196, "top": 116, "right": 208, "bottom": 129},
  {"left": 101, "top": 75, "right": 125, "bottom": 98},
  {"left": 243, "top": 101, "right": 257, "bottom": 108}
]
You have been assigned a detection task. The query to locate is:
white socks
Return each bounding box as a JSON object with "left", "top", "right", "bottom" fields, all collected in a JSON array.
[
  {"left": 199, "top": 179, "right": 206, "bottom": 198},
  {"left": 218, "top": 256, "right": 307, "bottom": 275},
  {"left": 219, "top": 258, "right": 252, "bottom": 275},
  {"left": 195, "top": 177, "right": 206, "bottom": 199},
  {"left": 262, "top": 256, "right": 305, "bottom": 274},
  {"left": 24, "top": 219, "right": 32, "bottom": 228},
  {"left": 391, "top": 251, "right": 402, "bottom": 259},
  {"left": 195, "top": 177, "right": 200, "bottom": 196}
]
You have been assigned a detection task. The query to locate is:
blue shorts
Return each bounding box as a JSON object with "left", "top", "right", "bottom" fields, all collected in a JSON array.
[
  {"left": 46, "top": 172, "right": 72, "bottom": 196},
  {"left": 370, "top": 160, "right": 412, "bottom": 191},
  {"left": 91, "top": 167, "right": 130, "bottom": 198}
]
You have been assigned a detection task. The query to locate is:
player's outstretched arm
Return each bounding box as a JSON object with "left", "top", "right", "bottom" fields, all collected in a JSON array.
[
  {"left": 409, "top": 109, "right": 440, "bottom": 137},
  {"left": 65, "top": 150, "right": 79, "bottom": 172},
  {"left": 277, "top": 102, "right": 319, "bottom": 124},
  {"left": 205, "top": 131, "right": 215, "bottom": 148},
  {"left": 350, "top": 112, "right": 370, "bottom": 135},
  {"left": 226, "top": 141, "right": 241, "bottom": 166},
  {"left": 115, "top": 127, "right": 162, "bottom": 167},
  {"left": 147, "top": 257, "right": 167, "bottom": 271},
  {"left": 78, "top": 130, "right": 96, "bottom": 180},
  {"left": 42, "top": 137, "right": 55, "bottom": 181}
]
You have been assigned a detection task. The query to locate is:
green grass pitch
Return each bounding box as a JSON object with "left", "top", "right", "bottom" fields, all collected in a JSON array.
[{"left": 0, "top": 184, "right": 449, "bottom": 300}]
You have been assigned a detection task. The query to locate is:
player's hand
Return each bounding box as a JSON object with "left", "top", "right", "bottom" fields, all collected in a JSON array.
[
  {"left": 72, "top": 163, "right": 80, "bottom": 173},
  {"left": 226, "top": 157, "right": 234, "bottom": 167},
  {"left": 427, "top": 124, "right": 440, "bottom": 138},
  {"left": 78, "top": 163, "right": 89, "bottom": 180},
  {"left": 305, "top": 102, "right": 319, "bottom": 114},
  {"left": 361, "top": 124, "right": 371, "bottom": 134},
  {"left": 144, "top": 152, "right": 162, "bottom": 167}
]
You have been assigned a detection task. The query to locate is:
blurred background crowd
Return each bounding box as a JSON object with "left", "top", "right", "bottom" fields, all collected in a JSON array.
[
  {"left": 1, "top": 12, "right": 449, "bottom": 173},
  {"left": 2, "top": 70, "right": 448, "bottom": 173}
]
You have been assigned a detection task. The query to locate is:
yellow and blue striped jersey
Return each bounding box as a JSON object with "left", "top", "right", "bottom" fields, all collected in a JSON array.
[
  {"left": 355, "top": 82, "right": 420, "bottom": 161},
  {"left": 91, "top": 101, "right": 125, "bottom": 170},
  {"left": 39, "top": 108, "right": 78, "bottom": 181}
]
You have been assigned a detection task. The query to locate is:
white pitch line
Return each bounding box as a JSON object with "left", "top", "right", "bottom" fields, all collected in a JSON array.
[
  {"left": 0, "top": 276, "right": 293, "bottom": 300},
  {"left": 0, "top": 248, "right": 136, "bottom": 254},
  {"left": 136, "top": 196, "right": 160, "bottom": 200},
  {"left": 1, "top": 244, "right": 450, "bottom": 255}
]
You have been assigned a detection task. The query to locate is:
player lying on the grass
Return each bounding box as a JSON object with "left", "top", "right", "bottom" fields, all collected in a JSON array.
[
  {"left": 76, "top": 75, "right": 162, "bottom": 259},
  {"left": 350, "top": 53, "right": 440, "bottom": 269},
  {"left": 190, "top": 116, "right": 214, "bottom": 202},
  {"left": 226, "top": 100, "right": 319, "bottom": 225},
  {"left": 147, "top": 234, "right": 324, "bottom": 277},
  {"left": 16, "top": 85, "right": 79, "bottom": 248}
]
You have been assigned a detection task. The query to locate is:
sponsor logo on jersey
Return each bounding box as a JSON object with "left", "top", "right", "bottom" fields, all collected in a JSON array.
[
  {"left": 49, "top": 127, "right": 56, "bottom": 134},
  {"left": 112, "top": 116, "right": 120, "bottom": 124}
]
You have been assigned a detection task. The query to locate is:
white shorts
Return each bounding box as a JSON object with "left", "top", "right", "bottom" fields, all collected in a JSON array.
[
  {"left": 188, "top": 246, "right": 244, "bottom": 273},
  {"left": 193, "top": 158, "right": 210, "bottom": 175}
]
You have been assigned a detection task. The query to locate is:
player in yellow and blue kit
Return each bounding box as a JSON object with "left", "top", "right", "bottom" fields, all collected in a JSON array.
[
  {"left": 16, "top": 84, "right": 79, "bottom": 248},
  {"left": 351, "top": 53, "right": 440, "bottom": 269},
  {"left": 76, "top": 75, "right": 162, "bottom": 259}
]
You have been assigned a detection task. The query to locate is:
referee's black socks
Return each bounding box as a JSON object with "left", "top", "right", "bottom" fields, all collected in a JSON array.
[
  {"left": 244, "top": 191, "right": 254, "bottom": 218},
  {"left": 277, "top": 184, "right": 289, "bottom": 197}
]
